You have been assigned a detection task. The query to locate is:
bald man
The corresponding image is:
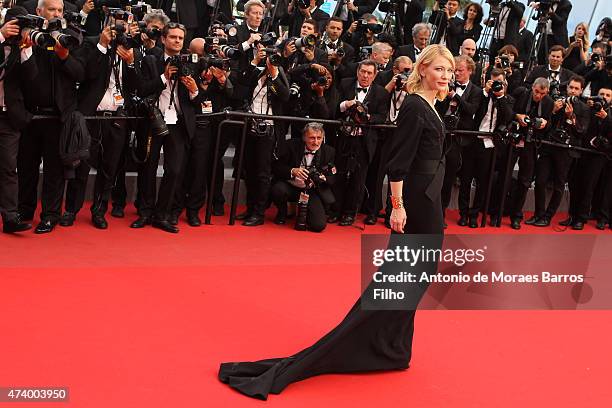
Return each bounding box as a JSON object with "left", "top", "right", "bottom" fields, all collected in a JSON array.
[{"left": 460, "top": 38, "right": 476, "bottom": 58}]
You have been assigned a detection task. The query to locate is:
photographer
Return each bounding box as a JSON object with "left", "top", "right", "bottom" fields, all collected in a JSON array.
[
  {"left": 271, "top": 122, "right": 336, "bottom": 231},
  {"left": 335, "top": 0, "right": 379, "bottom": 28},
  {"left": 436, "top": 55, "right": 483, "bottom": 227},
  {"left": 384, "top": 56, "right": 412, "bottom": 122},
  {"left": 428, "top": 0, "right": 463, "bottom": 56},
  {"left": 533, "top": 0, "right": 572, "bottom": 65},
  {"left": 18, "top": 0, "right": 85, "bottom": 234},
  {"left": 319, "top": 17, "right": 355, "bottom": 69},
  {"left": 564, "top": 87, "right": 612, "bottom": 230},
  {"left": 394, "top": 0, "right": 425, "bottom": 46},
  {"left": 285, "top": 0, "right": 330, "bottom": 38},
  {"left": 130, "top": 10, "right": 170, "bottom": 59},
  {"left": 167, "top": 37, "right": 234, "bottom": 226},
  {"left": 517, "top": 18, "right": 534, "bottom": 64},
  {"left": 583, "top": 54, "right": 612, "bottom": 97},
  {"left": 473, "top": 69, "right": 514, "bottom": 227},
  {"left": 526, "top": 76, "right": 589, "bottom": 227},
  {"left": 342, "top": 13, "right": 379, "bottom": 53},
  {"left": 562, "top": 22, "right": 589, "bottom": 72},
  {"left": 329, "top": 59, "right": 389, "bottom": 226},
  {"left": 396, "top": 23, "right": 431, "bottom": 62},
  {"left": 283, "top": 18, "right": 328, "bottom": 72},
  {"left": 129, "top": 22, "right": 201, "bottom": 233},
  {"left": 62, "top": 21, "right": 141, "bottom": 229},
  {"left": 487, "top": 45, "right": 522, "bottom": 95},
  {"left": 234, "top": 43, "right": 290, "bottom": 226},
  {"left": 525, "top": 45, "right": 573, "bottom": 87},
  {"left": 506, "top": 77, "right": 553, "bottom": 229},
  {"left": 0, "top": 6, "right": 37, "bottom": 233},
  {"left": 487, "top": 0, "right": 525, "bottom": 59}
]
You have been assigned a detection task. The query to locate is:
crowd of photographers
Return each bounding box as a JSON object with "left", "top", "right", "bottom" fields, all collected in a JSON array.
[{"left": 0, "top": 0, "right": 610, "bottom": 234}]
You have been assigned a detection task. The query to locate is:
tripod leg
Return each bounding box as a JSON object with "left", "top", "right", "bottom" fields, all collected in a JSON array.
[
  {"left": 497, "top": 143, "right": 515, "bottom": 228},
  {"left": 480, "top": 144, "right": 497, "bottom": 228}
]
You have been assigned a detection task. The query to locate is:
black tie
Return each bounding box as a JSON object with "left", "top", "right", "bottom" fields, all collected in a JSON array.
[
  {"left": 357, "top": 87, "right": 367, "bottom": 94},
  {"left": 249, "top": 29, "right": 259, "bottom": 34},
  {"left": 304, "top": 150, "right": 317, "bottom": 155},
  {"left": 550, "top": 70, "right": 559, "bottom": 80},
  {"left": 455, "top": 82, "right": 467, "bottom": 90},
  {"left": 415, "top": 47, "right": 421, "bottom": 56}
]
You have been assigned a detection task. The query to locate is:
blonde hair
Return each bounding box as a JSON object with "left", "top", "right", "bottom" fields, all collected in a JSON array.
[
  {"left": 406, "top": 44, "right": 455, "bottom": 101},
  {"left": 574, "top": 22, "right": 589, "bottom": 53}
]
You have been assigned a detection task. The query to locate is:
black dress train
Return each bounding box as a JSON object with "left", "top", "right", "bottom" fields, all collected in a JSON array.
[{"left": 218, "top": 94, "right": 446, "bottom": 400}]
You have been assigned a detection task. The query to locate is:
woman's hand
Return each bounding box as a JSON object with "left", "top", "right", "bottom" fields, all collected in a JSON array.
[{"left": 390, "top": 207, "right": 406, "bottom": 233}]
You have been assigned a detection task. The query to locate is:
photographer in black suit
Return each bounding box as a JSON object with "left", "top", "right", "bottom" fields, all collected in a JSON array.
[
  {"left": 62, "top": 22, "right": 141, "bottom": 229},
  {"left": 129, "top": 22, "right": 201, "bottom": 233},
  {"left": 526, "top": 75, "right": 589, "bottom": 227},
  {"left": 284, "top": 0, "right": 330, "bottom": 38},
  {"left": 271, "top": 122, "right": 336, "bottom": 232},
  {"left": 428, "top": 0, "right": 464, "bottom": 56},
  {"left": 18, "top": 0, "right": 85, "bottom": 234},
  {"left": 234, "top": 43, "right": 290, "bottom": 226},
  {"left": 395, "top": 0, "right": 425, "bottom": 46},
  {"left": 533, "top": 0, "right": 572, "bottom": 65},
  {"left": 319, "top": 17, "right": 355, "bottom": 70},
  {"left": 525, "top": 45, "right": 573, "bottom": 87},
  {"left": 507, "top": 78, "right": 554, "bottom": 229},
  {"left": 329, "top": 59, "right": 389, "bottom": 226},
  {"left": 436, "top": 55, "right": 483, "bottom": 227},
  {"left": 0, "top": 7, "right": 37, "bottom": 233},
  {"left": 516, "top": 18, "right": 534, "bottom": 64},
  {"left": 487, "top": 0, "right": 525, "bottom": 59},
  {"left": 396, "top": 23, "right": 431, "bottom": 62}
]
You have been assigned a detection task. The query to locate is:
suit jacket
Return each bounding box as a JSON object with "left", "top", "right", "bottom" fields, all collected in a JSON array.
[
  {"left": 236, "top": 62, "right": 290, "bottom": 116},
  {"left": 436, "top": 81, "right": 484, "bottom": 145},
  {"left": 374, "top": 69, "right": 394, "bottom": 87},
  {"left": 512, "top": 86, "right": 554, "bottom": 139},
  {"left": 318, "top": 38, "right": 356, "bottom": 65},
  {"left": 517, "top": 28, "right": 534, "bottom": 63},
  {"left": 137, "top": 54, "right": 199, "bottom": 139},
  {"left": 428, "top": 11, "right": 464, "bottom": 56},
  {"left": 284, "top": 7, "right": 330, "bottom": 39},
  {"left": 1, "top": 45, "right": 38, "bottom": 129},
  {"left": 525, "top": 65, "right": 574, "bottom": 87},
  {"left": 397, "top": 0, "right": 425, "bottom": 45},
  {"left": 474, "top": 93, "right": 515, "bottom": 135},
  {"left": 337, "top": 77, "right": 390, "bottom": 161},
  {"left": 549, "top": 0, "right": 572, "bottom": 48},
  {"left": 74, "top": 36, "right": 141, "bottom": 115},
  {"left": 498, "top": 1, "right": 525, "bottom": 48},
  {"left": 74, "top": 1, "right": 104, "bottom": 36}
]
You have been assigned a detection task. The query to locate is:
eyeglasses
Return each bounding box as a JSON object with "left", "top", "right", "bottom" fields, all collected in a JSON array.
[{"left": 166, "top": 22, "right": 186, "bottom": 30}]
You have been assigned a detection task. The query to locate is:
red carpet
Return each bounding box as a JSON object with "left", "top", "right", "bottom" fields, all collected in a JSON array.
[{"left": 0, "top": 207, "right": 610, "bottom": 407}]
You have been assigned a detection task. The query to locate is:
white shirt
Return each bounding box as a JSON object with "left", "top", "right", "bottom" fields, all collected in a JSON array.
[
  {"left": 96, "top": 43, "right": 123, "bottom": 112},
  {"left": 545, "top": 4, "right": 559, "bottom": 35},
  {"left": 495, "top": 6, "right": 511, "bottom": 39},
  {"left": 389, "top": 89, "right": 407, "bottom": 123},
  {"left": 548, "top": 64, "right": 561, "bottom": 82},
  {"left": 0, "top": 33, "right": 33, "bottom": 109},
  {"left": 250, "top": 68, "right": 278, "bottom": 125},
  {"left": 479, "top": 96, "right": 498, "bottom": 133},
  {"left": 158, "top": 53, "right": 198, "bottom": 117},
  {"left": 289, "top": 149, "right": 318, "bottom": 188},
  {"left": 241, "top": 24, "right": 261, "bottom": 52}
]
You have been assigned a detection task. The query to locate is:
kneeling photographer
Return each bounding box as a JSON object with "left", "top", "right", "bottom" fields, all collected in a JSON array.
[
  {"left": 63, "top": 19, "right": 141, "bottom": 230},
  {"left": 566, "top": 87, "right": 612, "bottom": 230},
  {"left": 527, "top": 76, "right": 590, "bottom": 227},
  {"left": 506, "top": 78, "right": 553, "bottom": 229},
  {"left": 271, "top": 123, "right": 336, "bottom": 232},
  {"left": 129, "top": 22, "right": 201, "bottom": 234}
]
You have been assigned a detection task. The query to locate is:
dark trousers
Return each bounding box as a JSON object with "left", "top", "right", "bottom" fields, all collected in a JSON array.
[
  {"left": 211, "top": 121, "right": 238, "bottom": 209},
  {"left": 173, "top": 121, "right": 213, "bottom": 215},
  {"left": 0, "top": 117, "right": 20, "bottom": 222},
  {"left": 598, "top": 162, "right": 612, "bottom": 223},
  {"left": 362, "top": 134, "right": 387, "bottom": 216},
  {"left": 244, "top": 126, "right": 275, "bottom": 216},
  {"left": 111, "top": 145, "right": 128, "bottom": 210},
  {"left": 138, "top": 121, "right": 188, "bottom": 219},
  {"left": 459, "top": 141, "right": 495, "bottom": 218},
  {"left": 17, "top": 118, "right": 64, "bottom": 222},
  {"left": 441, "top": 140, "right": 461, "bottom": 213},
  {"left": 65, "top": 117, "right": 129, "bottom": 215},
  {"left": 332, "top": 136, "right": 370, "bottom": 216},
  {"left": 271, "top": 181, "right": 327, "bottom": 232},
  {"left": 509, "top": 142, "right": 537, "bottom": 220},
  {"left": 574, "top": 154, "right": 607, "bottom": 223},
  {"left": 533, "top": 147, "right": 573, "bottom": 219}
]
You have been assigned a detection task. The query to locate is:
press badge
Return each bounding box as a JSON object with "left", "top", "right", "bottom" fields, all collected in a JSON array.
[
  {"left": 483, "top": 137, "right": 494, "bottom": 149},
  {"left": 113, "top": 92, "right": 124, "bottom": 107},
  {"left": 201, "top": 100, "right": 213, "bottom": 114},
  {"left": 164, "top": 104, "right": 178, "bottom": 124}
]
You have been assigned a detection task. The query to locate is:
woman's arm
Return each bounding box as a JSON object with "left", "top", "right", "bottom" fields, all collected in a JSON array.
[{"left": 389, "top": 181, "right": 406, "bottom": 233}]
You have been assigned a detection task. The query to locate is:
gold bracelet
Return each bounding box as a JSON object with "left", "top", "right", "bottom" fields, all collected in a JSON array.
[{"left": 391, "top": 195, "right": 404, "bottom": 209}]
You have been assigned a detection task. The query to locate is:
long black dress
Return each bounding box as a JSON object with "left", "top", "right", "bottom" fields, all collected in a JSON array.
[{"left": 218, "top": 94, "right": 446, "bottom": 400}]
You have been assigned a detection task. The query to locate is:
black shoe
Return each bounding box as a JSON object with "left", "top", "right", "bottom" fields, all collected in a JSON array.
[
  {"left": 534, "top": 217, "right": 550, "bottom": 227},
  {"left": 274, "top": 209, "right": 287, "bottom": 225},
  {"left": 212, "top": 204, "right": 224, "bottom": 216},
  {"left": 559, "top": 216, "right": 573, "bottom": 226},
  {"left": 524, "top": 216, "right": 539, "bottom": 225},
  {"left": 59, "top": 211, "right": 76, "bottom": 227},
  {"left": 34, "top": 219, "right": 57, "bottom": 234},
  {"left": 489, "top": 215, "right": 500, "bottom": 227},
  {"left": 130, "top": 216, "right": 151, "bottom": 228},
  {"left": 243, "top": 215, "right": 264, "bottom": 226},
  {"left": 187, "top": 213, "right": 201, "bottom": 227},
  {"left": 327, "top": 214, "right": 339, "bottom": 224},
  {"left": 3, "top": 218, "right": 32, "bottom": 233},
  {"left": 235, "top": 210, "right": 252, "bottom": 221},
  {"left": 364, "top": 214, "right": 377, "bottom": 225},
  {"left": 152, "top": 219, "right": 179, "bottom": 233},
  {"left": 469, "top": 217, "right": 478, "bottom": 228},
  {"left": 168, "top": 213, "right": 179, "bottom": 226},
  {"left": 110, "top": 206, "right": 124, "bottom": 218},
  {"left": 338, "top": 215, "right": 355, "bottom": 226},
  {"left": 18, "top": 211, "right": 34, "bottom": 222},
  {"left": 596, "top": 220, "right": 606, "bottom": 230},
  {"left": 384, "top": 218, "right": 391, "bottom": 229},
  {"left": 458, "top": 215, "right": 468, "bottom": 226},
  {"left": 572, "top": 221, "right": 584, "bottom": 230},
  {"left": 510, "top": 219, "right": 521, "bottom": 230},
  {"left": 443, "top": 220, "right": 448, "bottom": 229},
  {"left": 92, "top": 214, "right": 108, "bottom": 229}
]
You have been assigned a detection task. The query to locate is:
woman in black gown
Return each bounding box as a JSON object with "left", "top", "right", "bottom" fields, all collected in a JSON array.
[{"left": 218, "top": 45, "right": 455, "bottom": 400}]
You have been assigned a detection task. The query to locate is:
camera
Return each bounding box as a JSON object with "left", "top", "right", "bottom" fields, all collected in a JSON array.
[
  {"left": 127, "top": 2, "right": 151, "bottom": 21},
  {"left": 591, "top": 135, "right": 611, "bottom": 152},
  {"left": 305, "top": 66, "right": 328, "bottom": 86},
  {"left": 289, "top": 83, "right": 301, "bottom": 99},
  {"left": 358, "top": 46, "right": 372, "bottom": 61},
  {"left": 293, "top": 34, "right": 317, "bottom": 49},
  {"left": 294, "top": 163, "right": 335, "bottom": 231},
  {"left": 136, "top": 21, "right": 162, "bottom": 41},
  {"left": 498, "top": 55, "right": 523, "bottom": 70},
  {"left": 219, "top": 44, "right": 241, "bottom": 60},
  {"left": 204, "top": 36, "right": 228, "bottom": 53},
  {"left": 491, "top": 80, "right": 504, "bottom": 93},
  {"left": 378, "top": 0, "right": 399, "bottom": 13},
  {"left": 347, "top": 101, "right": 369, "bottom": 124},
  {"left": 15, "top": 14, "right": 81, "bottom": 50},
  {"left": 113, "top": 23, "right": 138, "bottom": 49},
  {"left": 263, "top": 47, "right": 282, "bottom": 66},
  {"left": 356, "top": 20, "right": 383, "bottom": 34},
  {"left": 208, "top": 22, "right": 238, "bottom": 38},
  {"left": 438, "top": 0, "right": 448, "bottom": 8},
  {"left": 497, "top": 121, "right": 522, "bottom": 145},
  {"left": 588, "top": 96, "right": 609, "bottom": 112},
  {"left": 167, "top": 53, "right": 200, "bottom": 78},
  {"left": 591, "top": 53, "right": 602, "bottom": 64},
  {"left": 255, "top": 32, "right": 278, "bottom": 47},
  {"left": 395, "top": 72, "right": 409, "bottom": 90},
  {"left": 106, "top": 8, "right": 133, "bottom": 23},
  {"left": 130, "top": 95, "right": 169, "bottom": 138},
  {"left": 296, "top": 0, "right": 310, "bottom": 9},
  {"left": 523, "top": 116, "right": 544, "bottom": 142},
  {"left": 549, "top": 80, "right": 563, "bottom": 101}
]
